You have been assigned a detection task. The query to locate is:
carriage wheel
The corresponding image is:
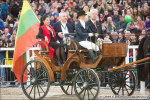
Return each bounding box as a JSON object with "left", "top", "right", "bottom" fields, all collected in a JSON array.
[
  {"left": 109, "top": 70, "right": 136, "bottom": 96},
  {"left": 60, "top": 69, "right": 77, "bottom": 95},
  {"left": 74, "top": 68, "right": 100, "bottom": 100},
  {"left": 21, "top": 60, "right": 50, "bottom": 100}
]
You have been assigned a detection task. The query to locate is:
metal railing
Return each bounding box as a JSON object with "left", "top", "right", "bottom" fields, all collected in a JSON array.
[{"left": 0, "top": 47, "right": 40, "bottom": 87}]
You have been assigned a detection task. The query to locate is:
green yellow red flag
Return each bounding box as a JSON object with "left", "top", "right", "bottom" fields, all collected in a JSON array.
[{"left": 13, "top": 0, "right": 40, "bottom": 84}]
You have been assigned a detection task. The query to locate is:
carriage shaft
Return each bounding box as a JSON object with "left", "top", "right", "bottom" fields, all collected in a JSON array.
[{"left": 108, "top": 57, "right": 150, "bottom": 71}]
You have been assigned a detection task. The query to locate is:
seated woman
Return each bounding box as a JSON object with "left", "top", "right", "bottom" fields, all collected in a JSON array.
[
  {"left": 36, "top": 15, "right": 65, "bottom": 66},
  {"left": 75, "top": 10, "right": 100, "bottom": 63}
]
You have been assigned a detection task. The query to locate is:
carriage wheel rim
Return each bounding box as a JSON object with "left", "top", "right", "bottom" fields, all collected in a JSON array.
[
  {"left": 21, "top": 60, "right": 50, "bottom": 100},
  {"left": 109, "top": 71, "right": 136, "bottom": 96},
  {"left": 74, "top": 68, "right": 100, "bottom": 100}
]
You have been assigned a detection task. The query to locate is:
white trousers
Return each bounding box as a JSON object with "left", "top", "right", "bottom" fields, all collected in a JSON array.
[{"left": 79, "top": 41, "right": 99, "bottom": 51}]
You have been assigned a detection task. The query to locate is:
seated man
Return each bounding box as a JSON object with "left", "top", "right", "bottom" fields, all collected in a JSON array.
[
  {"left": 53, "top": 12, "right": 75, "bottom": 45},
  {"left": 86, "top": 9, "right": 103, "bottom": 42},
  {"left": 75, "top": 10, "right": 100, "bottom": 63}
]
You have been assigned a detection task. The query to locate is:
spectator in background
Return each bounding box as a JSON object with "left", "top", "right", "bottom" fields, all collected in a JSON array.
[
  {"left": 122, "top": 1, "right": 132, "bottom": 16},
  {"left": 4, "top": 28, "right": 11, "bottom": 40},
  {"left": 101, "top": 22, "right": 107, "bottom": 36},
  {"left": 2, "top": 34, "right": 7, "bottom": 47},
  {"left": 40, "top": 0, "right": 49, "bottom": 9},
  {"left": 52, "top": 9, "right": 59, "bottom": 22},
  {"left": 83, "top": 6, "right": 90, "bottom": 21},
  {"left": 125, "top": 31, "right": 131, "bottom": 45},
  {"left": 103, "top": 10, "right": 109, "bottom": 22},
  {"left": 0, "top": 30, "right": 3, "bottom": 40},
  {"left": 0, "top": 0, "right": 8, "bottom": 21},
  {"left": 5, "top": 39, "right": 16, "bottom": 85},
  {"left": 141, "top": 29, "right": 147, "bottom": 35},
  {"left": 6, "top": 14, "right": 14, "bottom": 28},
  {"left": 72, "top": 11, "right": 78, "bottom": 22},
  {"left": 138, "top": 29, "right": 147, "bottom": 42},
  {"left": 112, "top": 0, "right": 118, "bottom": 9},
  {"left": 116, "top": 16, "right": 127, "bottom": 33},
  {"left": 63, "top": 3, "right": 69, "bottom": 11},
  {"left": 35, "top": 10, "right": 40, "bottom": 16},
  {"left": 112, "top": 10, "right": 120, "bottom": 24},
  {"left": 127, "top": 0, "right": 134, "bottom": 7},
  {"left": 134, "top": 16, "right": 145, "bottom": 33},
  {"left": 118, "top": 32, "right": 125, "bottom": 43},
  {"left": 99, "top": 13, "right": 104, "bottom": 23},
  {"left": 50, "top": 16, "right": 54, "bottom": 26},
  {"left": 57, "top": 2, "right": 63, "bottom": 13},
  {"left": 0, "top": 18, "right": 4, "bottom": 30},
  {"left": 111, "top": 32, "right": 119, "bottom": 43},
  {"left": 10, "top": 30, "right": 16, "bottom": 47},
  {"left": 38, "top": 5, "right": 45, "bottom": 16},
  {"left": 106, "top": 16, "right": 116, "bottom": 34},
  {"left": 10, "top": 1, "right": 20, "bottom": 18},
  {"left": 101, "top": 0, "right": 109, "bottom": 11},
  {"left": 0, "top": 8, "right": 2, "bottom": 19},
  {"left": 126, "top": 9, "right": 133, "bottom": 18},
  {"left": 0, "top": 39, "right": 6, "bottom": 82},
  {"left": 132, "top": 7, "right": 139, "bottom": 21},
  {"left": 113, "top": 4, "right": 122, "bottom": 15},
  {"left": 145, "top": 16, "right": 150, "bottom": 33},
  {"left": 103, "top": 34, "right": 112, "bottom": 43},
  {"left": 107, "top": 5, "right": 113, "bottom": 16},
  {"left": 3, "top": 22, "right": 11, "bottom": 34},
  {"left": 130, "top": 33, "right": 139, "bottom": 45},
  {"left": 139, "top": 2, "right": 150, "bottom": 20},
  {"left": 129, "top": 22, "right": 139, "bottom": 34},
  {"left": 13, "top": 21, "right": 18, "bottom": 32},
  {"left": 0, "top": 39, "right": 4, "bottom": 47},
  {"left": 44, "top": 8, "right": 52, "bottom": 17},
  {"left": 7, "top": 39, "right": 13, "bottom": 47}
]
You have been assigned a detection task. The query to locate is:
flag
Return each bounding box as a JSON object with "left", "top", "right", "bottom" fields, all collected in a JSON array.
[{"left": 13, "top": 0, "right": 40, "bottom": 84}]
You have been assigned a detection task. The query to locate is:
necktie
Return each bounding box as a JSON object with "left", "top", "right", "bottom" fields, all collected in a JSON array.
[{"left": 94, "top": 21, "right": 97, "bottom": 28}]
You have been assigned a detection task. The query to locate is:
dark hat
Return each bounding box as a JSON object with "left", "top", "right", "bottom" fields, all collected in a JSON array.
[{"left": 77, "top": 10, "right": 87, "bottom": 18}]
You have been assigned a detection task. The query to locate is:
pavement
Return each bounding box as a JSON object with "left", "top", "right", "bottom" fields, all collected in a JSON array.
[{"left": 0, "top": 86, "right": 150, "bottom": 100}]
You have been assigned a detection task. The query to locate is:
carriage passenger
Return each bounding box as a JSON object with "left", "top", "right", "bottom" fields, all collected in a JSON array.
[
  {"left": 36, "top": 15, "right": 65, "bottom": 66},
  {"left": 86, "top": 9, "right": 103, "bottom": 42},
  {"left": 53, "top": 12, "right": 75, "bottom": 45},
  {"left": 75, "top": 10, "right": 100, "bottom": 63}
]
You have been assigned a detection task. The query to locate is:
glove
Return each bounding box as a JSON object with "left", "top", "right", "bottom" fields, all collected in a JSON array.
[
  {"left": 95, "top": 33, "right": 99, "bottom": 37},
  {"left": 88, "top": 33, "right": 94, "bottom": 37}
]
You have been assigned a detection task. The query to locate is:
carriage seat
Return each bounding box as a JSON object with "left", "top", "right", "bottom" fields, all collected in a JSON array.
[{"left": 68, "top": 40, "right": 89, "bottom": 53}]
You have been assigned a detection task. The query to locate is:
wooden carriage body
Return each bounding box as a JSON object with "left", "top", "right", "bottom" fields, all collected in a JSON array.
[{"left": 33, "top": 40, "right": 127, "bottom": 82}]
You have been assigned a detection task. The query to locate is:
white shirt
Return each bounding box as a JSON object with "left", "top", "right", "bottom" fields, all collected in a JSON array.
[
  {"left": 61, "top": 21, "right": 69, "bottom": 34},
  {"left": 79, "top": 20, "right": 85, "bottom": 29}
]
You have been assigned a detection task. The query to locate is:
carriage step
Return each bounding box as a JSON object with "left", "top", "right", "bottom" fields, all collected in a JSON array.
[{"left": 51, "top": 82, "right": 61, "bottom": 86}]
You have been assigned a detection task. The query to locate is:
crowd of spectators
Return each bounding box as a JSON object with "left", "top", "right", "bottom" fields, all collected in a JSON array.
[{"left": 0, "top": 0, "right": 150, "bottom": 49}]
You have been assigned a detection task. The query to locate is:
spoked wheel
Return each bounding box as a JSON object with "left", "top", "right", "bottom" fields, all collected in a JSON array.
[
  {"left": 60, "top": 68, "right": 78, "bottom": 95},
  {"left": 21, "top": 60, "right": 50, "bottom": 100},
  {"left": 74, "top": 68, "right": 100, "bottom": 100},
  {"left": 109, "top": 70, "right": 136, "bottom": 96}
]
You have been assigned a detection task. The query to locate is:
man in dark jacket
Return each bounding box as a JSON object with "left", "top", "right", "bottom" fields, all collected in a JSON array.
[
  {"left": 75, "top": 10, "right": 100, "bottom": 63},
  {"left": 53, "top": 12, "right": 75, "bottom": 45},
  {"left": 86, "top": 9, "right": 103, "bottom": 42},
  {"left": 116, "top": 16, "right": 127, "bottom": 33}
]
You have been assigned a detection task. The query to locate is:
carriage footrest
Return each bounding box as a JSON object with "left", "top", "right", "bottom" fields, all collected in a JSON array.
[{"left": 51, "top": 82, "right": 61, "bottom": 86}]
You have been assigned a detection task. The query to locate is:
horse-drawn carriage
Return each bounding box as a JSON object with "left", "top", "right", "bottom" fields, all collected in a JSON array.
[{"left": 20, "top": 33, "right": 150, "bottom": 100}]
